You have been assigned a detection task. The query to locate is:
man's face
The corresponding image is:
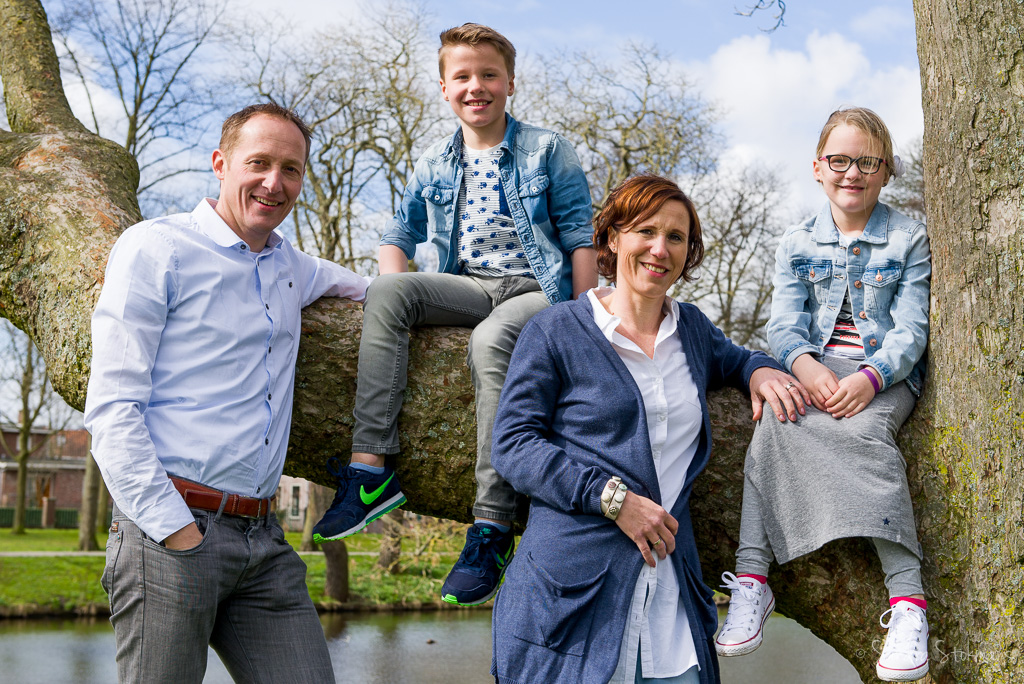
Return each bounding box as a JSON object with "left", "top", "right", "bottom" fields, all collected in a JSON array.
[{"left": 212, "top": 114, "right": 306, "bottom": 250}]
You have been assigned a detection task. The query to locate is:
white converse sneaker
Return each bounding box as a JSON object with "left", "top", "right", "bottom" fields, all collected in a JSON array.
[
  {"left": 876, "top": 601, "right": 929, "bottom": 681},
  {"left": 715, "top": 572, "right": 775, "bottom": 657}
]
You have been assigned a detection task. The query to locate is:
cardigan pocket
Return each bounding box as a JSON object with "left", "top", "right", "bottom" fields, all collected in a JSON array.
[{"left": 510, "top": 551, "right": 607, "bottom": 657}]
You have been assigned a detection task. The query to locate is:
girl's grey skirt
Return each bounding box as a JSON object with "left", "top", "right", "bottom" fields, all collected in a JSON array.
[{"left": 742, "top": 355, "right": 922, "bottom": 564}]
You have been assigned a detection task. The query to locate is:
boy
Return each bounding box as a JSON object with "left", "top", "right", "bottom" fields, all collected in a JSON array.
[{"left": 313, "top": 23, "right": 596, "bottom": 606}]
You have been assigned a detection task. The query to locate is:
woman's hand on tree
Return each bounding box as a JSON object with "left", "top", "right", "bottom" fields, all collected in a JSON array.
[{"left": 615, "top": 491, "right": 678, "bottom": 567}]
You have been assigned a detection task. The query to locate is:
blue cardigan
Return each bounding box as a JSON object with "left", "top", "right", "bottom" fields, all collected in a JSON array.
[{"left": 490, "top": 295, "right": 783, "bottom": 684}]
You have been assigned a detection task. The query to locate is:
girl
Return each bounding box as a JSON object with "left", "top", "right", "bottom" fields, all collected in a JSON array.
[{"left": 714, "top": 108, "right": 931, "bottom": 682}]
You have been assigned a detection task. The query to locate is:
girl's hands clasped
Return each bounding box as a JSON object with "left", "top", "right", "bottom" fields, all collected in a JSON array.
[
  {"left": 615, "top": 491, "right": 678, "bottom": 567},
  {"left": 825, "top": 368, "right": 879, "bottom": 418},
  {"left": 791, "top": 353, "right": 840, "bottom": 411}
]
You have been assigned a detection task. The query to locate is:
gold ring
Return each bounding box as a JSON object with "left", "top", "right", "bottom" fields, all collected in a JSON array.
[{"left": 652, "top": 539, "right": 662, "bottom": 547}]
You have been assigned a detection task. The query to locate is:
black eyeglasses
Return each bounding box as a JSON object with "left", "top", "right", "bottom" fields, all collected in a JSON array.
[{"left": 818, "top": 154, "right": 886, "bottom": 175}]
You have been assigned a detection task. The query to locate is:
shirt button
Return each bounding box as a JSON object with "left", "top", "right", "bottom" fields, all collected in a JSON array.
[
  {"left": 268, "top": 393, "right": 272, "bottom": 400},
  {"left": 268, "top": 346, "right": 272, "bottom": 353},
  {"left": 854, "top": 280, "right": 862, "bottom": 288},
  {"left": 852, "top": 247, "right": 861, "bottom": 255},
  {"left": 289, "top": 282, "right": 293, "bottom": 288},
  {"left": 264, "top": 438, "right": 269, "bottom": 445},
  {"left": 265, "top": 304, "right": 269, "bottom": 310},
  {"left": 434, "top": 195, "right": 440, "bottom": 200},
  {"left": 859, "top": 311, "right": 868, "bottom": 319},
  {"left": 876, "top": 273, "right": 883, "bottom": 282},
  {"left": 809, "top": 269, "right": 816, "bottom": 278},
  {"left": 658, "top": 414, "right": 666, "bottom": 422},
  {"left": 869, "top": 338, "right": 878, "bottom": 346}
]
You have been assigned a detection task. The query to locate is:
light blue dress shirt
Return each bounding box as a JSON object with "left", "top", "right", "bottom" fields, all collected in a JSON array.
[{"left": 84, "top": 199, "right": 368, "bottom": 541}]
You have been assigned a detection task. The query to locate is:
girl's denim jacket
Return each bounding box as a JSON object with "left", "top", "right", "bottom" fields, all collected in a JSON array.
[
  {"left": 379, "top": 114, "right": 593, "bottom": 304},
  {"left": 767, "top": 201, "right": 931, "bottom": 396}
]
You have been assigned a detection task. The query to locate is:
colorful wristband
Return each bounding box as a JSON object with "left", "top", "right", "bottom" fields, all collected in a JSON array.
[{"left": 859, "top": 367, "right": 881, "bottom": 394}]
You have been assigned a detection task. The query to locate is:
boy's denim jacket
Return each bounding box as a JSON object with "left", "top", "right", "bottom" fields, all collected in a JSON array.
[
  {"left": 379, "top": 114, "right": 593, "bottom": 304},
  {"left": 767, "top": 201, "right": 931, "bottom": 396}
]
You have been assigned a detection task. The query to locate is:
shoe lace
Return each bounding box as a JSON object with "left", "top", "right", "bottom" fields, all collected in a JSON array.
[
  {"left": 326, "top": 456, "right": 347, "bottom": 482},
  {"left": 719, "top": 572, "right": 763, "bottom": 627},
  {"left": 879, "top": 605, "right": 925, "bottom": 651},
  {"left": 459, "top": 527, "right": 493, "bottom": 566}
]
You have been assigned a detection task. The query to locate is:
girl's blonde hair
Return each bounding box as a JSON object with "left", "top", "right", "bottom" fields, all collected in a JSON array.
[{"left": 816, "top": 107, "right": 896, "bottom": 182}]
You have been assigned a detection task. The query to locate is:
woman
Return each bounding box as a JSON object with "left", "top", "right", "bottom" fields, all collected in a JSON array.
[{"left": 489, "top": 174, "right": 808, "bottom": 684}]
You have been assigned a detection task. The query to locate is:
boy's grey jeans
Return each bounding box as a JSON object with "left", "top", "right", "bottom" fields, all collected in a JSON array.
[
  {"left": 102, "top": 505, "right": 334, "bottom": 683},
  {"left": 352, "top": 272, "right": 548, "bottom": 523}
]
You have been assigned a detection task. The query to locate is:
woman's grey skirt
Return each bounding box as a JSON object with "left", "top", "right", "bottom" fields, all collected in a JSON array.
[{"left": 744, "top": 355, "right": 922, "bottom": 564}]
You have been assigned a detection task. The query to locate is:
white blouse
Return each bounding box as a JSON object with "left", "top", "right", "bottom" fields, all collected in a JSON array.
[{"left": 587, "top": 287, "right": 703, "bottom": 682}]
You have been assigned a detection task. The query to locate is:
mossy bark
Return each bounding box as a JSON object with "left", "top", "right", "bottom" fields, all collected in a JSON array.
[
  {"left": 908, "top": 1, "right": 1024, "bottom": 682},
  {"left": 3, "top": 0, "right": 1024, "bottom": 681}
]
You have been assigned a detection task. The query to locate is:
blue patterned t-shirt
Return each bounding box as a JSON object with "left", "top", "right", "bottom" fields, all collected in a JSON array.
[{"left": 456, "top": 144, "right": 532, "bottom": 277}]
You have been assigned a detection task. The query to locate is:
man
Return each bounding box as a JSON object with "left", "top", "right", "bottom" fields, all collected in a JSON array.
[{"left": 84, "top": 103, "right": 366, "bottom": 683}]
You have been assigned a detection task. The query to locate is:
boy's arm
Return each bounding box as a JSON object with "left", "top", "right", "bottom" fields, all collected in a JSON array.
[
  {"left": 379, "top": 244, "right": 411, "bottom": 274},
  {"left": 571, "top": 246, "right": 598, "bottom": 298}
]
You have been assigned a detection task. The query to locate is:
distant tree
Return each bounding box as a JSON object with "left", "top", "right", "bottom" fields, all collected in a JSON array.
[
  {"left": 677, "top": 167, "right": 791, "bottom": 349},
  {"left": 521, "top": 42, "right": 721, "bottom": 209},
  {"left": 51, "top": 0, "right": 227, "bottom": 212},
  {"left": 883, "top": 136, "right": 926, "bottom": 222},
  {"left": 242, "top": 1, "right": 445, "bottom": 274},
  {"left": 0, "top": 322, "right": 74, "bottom": 534}
]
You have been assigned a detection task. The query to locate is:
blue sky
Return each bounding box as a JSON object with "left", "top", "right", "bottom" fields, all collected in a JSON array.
[{"left": 284, "top": 0, "right": 923, "bottom": 211}]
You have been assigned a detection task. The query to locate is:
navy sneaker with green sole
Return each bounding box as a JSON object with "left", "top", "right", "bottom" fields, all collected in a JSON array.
[
  {"left": 313, "top": 458, "right": 406, "bottom": 543},
  {"left": 441, "top": 523, "right": 515, "bottom": 606}
]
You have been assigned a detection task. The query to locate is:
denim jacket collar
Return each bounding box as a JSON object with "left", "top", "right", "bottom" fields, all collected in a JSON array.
[
  {"left": 813, "top": 202, "right": 891, "bottom": 245},
  {"left": 441, "top": 113, "right": 519, "bottom": 159}
]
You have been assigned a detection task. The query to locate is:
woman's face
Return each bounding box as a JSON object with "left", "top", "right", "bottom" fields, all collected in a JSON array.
[
  {"left": 609, "top": 200, "right": 690, "bottom": 300},
  {"left": 812, "top": 123, "right": 887, "bottom": 227}
]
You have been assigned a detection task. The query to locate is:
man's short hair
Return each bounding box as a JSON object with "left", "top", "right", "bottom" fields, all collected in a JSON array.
[
  {"left": 220, "top": 103, "right": 312, "bottom": 162},
  {"left": 438, "top": 23, "right": 516, "bottom": 78}
]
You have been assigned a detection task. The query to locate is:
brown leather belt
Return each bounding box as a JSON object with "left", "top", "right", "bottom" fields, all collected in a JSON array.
[{"left": 170, "top": 476, "right": 275, "bottom": 518}]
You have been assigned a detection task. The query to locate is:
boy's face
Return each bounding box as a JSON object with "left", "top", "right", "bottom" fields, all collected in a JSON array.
[{"left": 440, "top": 43, "right": 514, "bottom": 145}]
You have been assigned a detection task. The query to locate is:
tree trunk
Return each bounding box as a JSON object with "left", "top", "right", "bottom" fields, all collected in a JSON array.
[
  {"left": 95, "top": 472, "right": 109, "bottom": 535},
  {"left": 11, "top": 435, "right": 28, "bottom": 535},
  {"left": 322, "top": 538, "right": 350, "bottom": 603},
  {"left": 378, "top": 509, "right": 403, "bottom": 574},
  {"left": 301, "top": 482, "right": 330, "bottom": 552},
  {"left": 909, "top": 1, "right": 1024, "bottom": 682},
  {"left": 78, "top": 453, "right": 101, "bottom": 551},
  {"left": 2, "top": 0, "right": 1023, "bottom": 681}
]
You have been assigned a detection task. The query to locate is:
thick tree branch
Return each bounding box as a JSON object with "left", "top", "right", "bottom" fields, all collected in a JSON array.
[{"left": 0, "top": 0, "right": 84, "bottom": 133}]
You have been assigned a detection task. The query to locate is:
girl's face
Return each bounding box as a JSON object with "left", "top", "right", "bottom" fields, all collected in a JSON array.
[{"left": 812, "top": 124, "right": 887, "bottom": 231}]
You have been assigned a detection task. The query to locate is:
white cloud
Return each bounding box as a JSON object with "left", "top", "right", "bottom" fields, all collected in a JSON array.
[{"left": 687, "top": 31, "right": 923, "bottom": 214}]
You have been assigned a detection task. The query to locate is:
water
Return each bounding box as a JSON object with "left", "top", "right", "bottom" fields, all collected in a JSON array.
[{"left": 0, "top": 610, "right": 860, "bottom": 683}]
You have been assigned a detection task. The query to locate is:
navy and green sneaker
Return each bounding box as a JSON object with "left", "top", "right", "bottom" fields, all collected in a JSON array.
[
  {"left": 440, "top": 523, "right": 515, "bottom": 606},
  {"left": 312, "top": 458, "right": 406, "bottom": 543}
]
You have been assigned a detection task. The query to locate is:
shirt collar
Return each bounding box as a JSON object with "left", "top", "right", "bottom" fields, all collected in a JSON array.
[
  {"left": 193, "top": 198, "right": 284, "bottom": 252},
  {"left": 586, "top": 287, "right": 679, "bottom": 345},
  {"left": 444, "top": 113, "right": 517, "bottom": 158},
  {"left": 812, "top": 201, "right": 891, "bottom": 244}
]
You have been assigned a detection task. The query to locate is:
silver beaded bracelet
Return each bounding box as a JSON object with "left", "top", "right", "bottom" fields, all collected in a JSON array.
[{"left": 600, "top": 476, "right": 628, "bottom": 521}]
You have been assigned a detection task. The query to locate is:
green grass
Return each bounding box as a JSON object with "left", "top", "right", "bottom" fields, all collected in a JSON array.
[
  {"left": 0, "top": 528, "right": 469, "bottom": 614},
  {"left": 0, "top": 557, "right": 108, "bottom": 612},
  {"left": 0, "top": 529, "right": 83, "bottom": 553}
]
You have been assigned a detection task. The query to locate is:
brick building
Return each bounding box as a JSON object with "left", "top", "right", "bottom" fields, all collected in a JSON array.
[{"left": 0, "top": 424, "right": 90, "bottom": 509}]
